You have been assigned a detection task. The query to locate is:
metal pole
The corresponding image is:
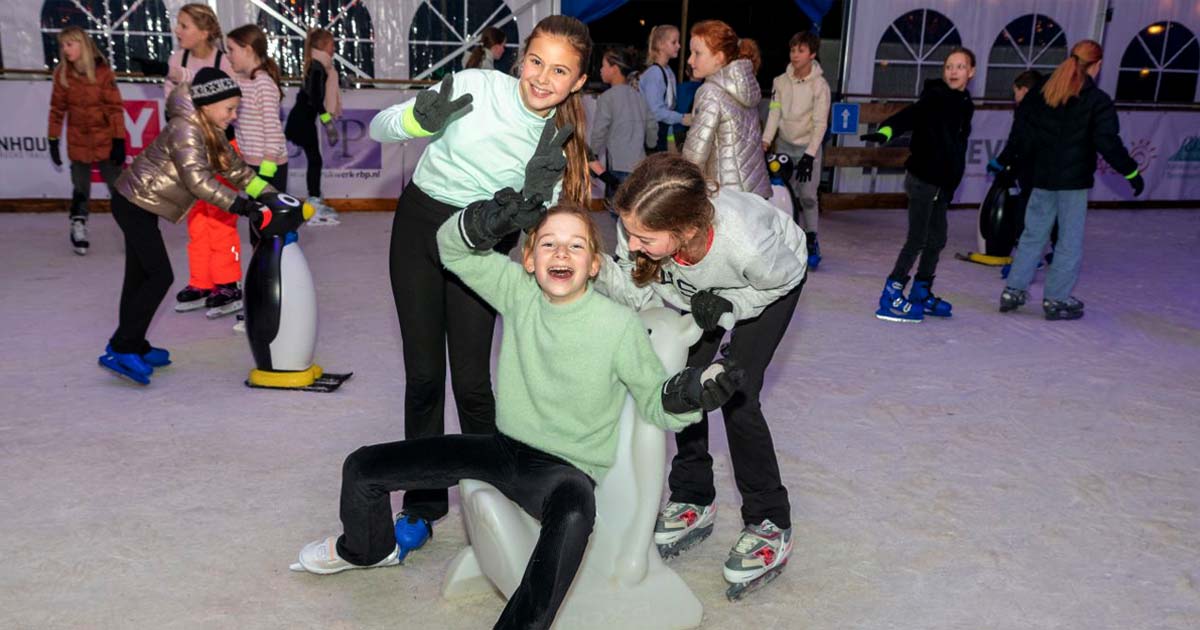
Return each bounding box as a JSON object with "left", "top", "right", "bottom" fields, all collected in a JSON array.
[{"left": 678, "top": 0, "right": 689, "bottom": 80}]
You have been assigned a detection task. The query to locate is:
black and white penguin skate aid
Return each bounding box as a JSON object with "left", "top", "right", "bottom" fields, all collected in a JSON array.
[{"left": 242, "top": 192, "right": 351, "bottom": 393}]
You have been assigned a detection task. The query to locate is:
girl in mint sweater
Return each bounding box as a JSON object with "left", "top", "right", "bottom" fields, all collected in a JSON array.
[{"left": 293, "top": 198, "right": 740, "bottom": 630}]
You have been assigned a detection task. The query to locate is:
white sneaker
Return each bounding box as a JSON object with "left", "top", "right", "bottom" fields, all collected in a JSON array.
[{"left": 292, "top": 536, "right": 399, "bottom": 575}]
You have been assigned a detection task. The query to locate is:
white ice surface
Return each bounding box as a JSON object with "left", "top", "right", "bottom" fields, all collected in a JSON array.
[{"left": 0, "top": 208, "right": 1197, "bottom": 629}]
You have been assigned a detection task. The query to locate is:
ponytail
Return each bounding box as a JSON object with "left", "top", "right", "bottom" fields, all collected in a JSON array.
[
  {"left": 738, "top": 38, "right": 761, "bottom": 74},
  {"left": 557, "top": 93, "right": 591, "bottom": 206},
  {"left": 1043, "top": 39, "right": 1102, "bottom": 108}
]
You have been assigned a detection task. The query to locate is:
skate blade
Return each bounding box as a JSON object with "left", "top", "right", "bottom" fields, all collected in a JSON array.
[
  {"left": 875, "top": 313, "right": 923, "bottom": 323},
  {"left": 289, "top": 562, "right": 304, "bottom": 572},
  {"left": 656, "top": 524, "right": 714, "bottom": 560},
  {"left": 205, "top": 300, "right": 244, "bottom": 319},
  {"left": 98, "top": 359, "right": 150, "bottom": 386},
  {"left": 244, "top": 372, "right": 353, "bottom": 393},
  {"left": 174, "top": 299, "right": 209, "bottom": 312},
  {"left": 73, "top": 246, "right": 88, "bottom": 256},
  {"left": 725, "top": 561, "right": 787, "bottom": 601}
]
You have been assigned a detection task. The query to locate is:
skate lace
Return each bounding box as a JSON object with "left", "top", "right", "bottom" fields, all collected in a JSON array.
[{"left": 733, "top": 522, "right": 779, "bottom": 554}]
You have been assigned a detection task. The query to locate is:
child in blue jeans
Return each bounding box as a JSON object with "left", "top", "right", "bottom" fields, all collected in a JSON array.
[{"left": 292, "top": 196, "right": 741, "bottom": 630}]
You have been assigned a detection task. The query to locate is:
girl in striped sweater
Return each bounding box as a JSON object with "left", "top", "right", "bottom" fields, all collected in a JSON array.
[{"left": 227, "top": 24, "right": 288, "bottom": 245}]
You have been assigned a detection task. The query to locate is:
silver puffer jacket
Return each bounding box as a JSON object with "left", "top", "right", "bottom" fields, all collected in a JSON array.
[
  {"left": 115, "top": 84, "right": 262, "bottom": 223},
  {"left": 682, "top": 58, "right": 771, "bottom": 198}
]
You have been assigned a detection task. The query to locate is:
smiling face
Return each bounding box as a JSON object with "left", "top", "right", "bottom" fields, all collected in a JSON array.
[
  {"left": 61, "top": 37, "right": 82, "bottom": 63},
  {"left": 173, "top": 12, "right": 208, "bottom": 52},
  {"left": 620, "top": 213, "right": 697, "bottom": 262},
  {"left": 688, "top": 36, "right": 726, "bottom": 80},
  {"left": 201, "top": 97, "right": 240, "bottom": 130},
  {"left": 518, "top": 34, "right": 587, "bottom": 117},
  {"left": 226, "top": 38, "right": 258, "bottom": 75},
  {"left": 943, "top": 51, "right": 976, "bottom": 91},
  {"left": 523, "top": 212, "right": 601, "bottom": 305},
  {"left": 662, "top": 30, "right": 681, "bottom": 61}
]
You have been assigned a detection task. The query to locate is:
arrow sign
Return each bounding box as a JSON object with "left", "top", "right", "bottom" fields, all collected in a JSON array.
[{"left": 831, "top": 102, "right": 859, "bottom": 135}]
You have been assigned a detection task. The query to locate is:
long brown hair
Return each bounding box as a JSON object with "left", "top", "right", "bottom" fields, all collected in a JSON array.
[
  {"left": 1042, "top": 40, "right": 1102, "bottom": 108},
  {"left": 55, "top": 26, "right": 106, "bottom": 86},
  {"left": 227, "top": 24, "right": 283, "bottom": 97},
  {"left": 523, "top": 15, "right": 592, "bottom": 206},
  {"left": 613, "top": 153, "right": 716, "bottom": 286},
  {"left": 302, "top": 28, "right": 335, "bottom": 79},
  {"left": 690, "top": 20, "right": 746, "bottom": 67},
  {"left": 194, "top": 106, "right": 232, "bottom": 172},
  {"left": 466, "top": 26, "right": 507, "bottom": 69},
  {"left": 521, "top": 203, "right": 602, "bottom": 265},
  {"left": 178, "top": 3, "right": 223, "bottom": 52}
]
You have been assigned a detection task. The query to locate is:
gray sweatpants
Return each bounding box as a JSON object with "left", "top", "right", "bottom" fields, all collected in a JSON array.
[
  {"left": 775, "top": 138, "right": 821, "bottom": 234},
  {"left": 69, "top": 160, "right": 122, "bottom": 219}
]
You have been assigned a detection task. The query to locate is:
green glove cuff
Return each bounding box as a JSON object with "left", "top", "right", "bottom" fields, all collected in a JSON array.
[
  {"left": 768, "top": 101, "right": 782, "bottom": 110},
  {"left": 319, "top": 112, "right": 332, "bottom": 124},
  {"left": 401, "top": 106, "right": 435, "bottom": 138},
  {"left": 879, "top": 126, "right": 893, "bottom": 141},
  {"left": 666, "top": 134, "right": 676, "bottom": 143},
  {"left": 1124, "top": 169, "right": 1140, "bottom": 180},
  {"left": 246, "top": 177, "right": 269, "bottom": 199},
  {"left": 258, "top": 160, "right": 278, "bottom": 178}
]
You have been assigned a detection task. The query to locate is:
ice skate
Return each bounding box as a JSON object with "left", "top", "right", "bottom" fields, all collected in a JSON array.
[
  {"left": 910, "top": 278, "right": 952, "bottom": 317},
  {"left": 723, "top": 519, "right": 792, "bottom": 601},
  {"left": 1043, "top": 297, "right": 1084, "bottom": 321},
  {"left": 70, "top": 217, "right": 89, "bottom": 256},
  {"left": 97, "top": 349, "right": 153, "bottom": 385},
  {"left": 654, "top": 501, "right": 716, "bottom": 559},
  {"left": 204, "top": 283, "right": 243, "bottom": 319},
  {"left": 174, "top": 285, "right": 213, "bottom": 312},
  {"left": 999, "top": 287, "right": 1028, "bottom": 313},
  {"left": 875, "top": 278, "right": 923, "bottom": 323}
]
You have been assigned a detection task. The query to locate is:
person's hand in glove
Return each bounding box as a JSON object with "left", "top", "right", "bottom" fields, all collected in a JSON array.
[
  {"left": 860, "top": 126, "right": 893, "bottom": 144},
  {"left": 796, "top": 153, "right": 815, "bottom": 183},
  {"left": 229, "top": 195, "right": 267, "bottom": 229},
  {"left": 412, "top": 73, "right": 474, "bottom": 135},
  {"left": 48, "top": 137, "right": 62, "bottom": 167},
  {"left": 524, "top": 119, "right": 575, "bottom": 203},
  {"left": 690, "top": 289, "right": 734, "bottom": 331},
  {"left": 320, "top": 113, "right": 339, "bottom": 146},
  {"left": 110, "top": 138, "right": 126, "bottom": 167},
  {"left": 460, "top": 187, "right": 547, "bottom": 251},
  {"left": 661, "top": 359, "right": 745, "bottom": 413},
  {"left": 1126, "top": 171, "right": 1145, "bottom": 197}
]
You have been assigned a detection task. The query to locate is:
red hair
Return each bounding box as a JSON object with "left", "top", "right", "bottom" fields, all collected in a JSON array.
[
  {"left": 1043, "top": 40, "right": 1103, "bottom": 108},
  {"left": 690, "top": 20, "right": 742, "bottom": 65}
]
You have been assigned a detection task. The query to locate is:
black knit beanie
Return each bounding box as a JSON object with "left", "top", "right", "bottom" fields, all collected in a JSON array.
[{"left": 191, "top": 67, "right": 242, "bottom": 107}]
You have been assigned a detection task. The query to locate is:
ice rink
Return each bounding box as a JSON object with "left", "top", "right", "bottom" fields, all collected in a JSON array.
[{"left": 1, "top": 207, "right": 1197, "bottom": 629}]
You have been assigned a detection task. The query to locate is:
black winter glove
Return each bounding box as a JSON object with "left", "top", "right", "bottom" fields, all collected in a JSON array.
[
  {"left": 230, "top": 194, "right": 268, "bottom": 228},
  {"left": 110, "top": 138, "right": 126, "bottom": 167},
  {"left": 596, "top": 169, "right": 621, "bottom": 190},
  {"left": 413, "top": 73, "right": 474, "bottom": 134},
  {"left": 860, "top": 131, "right": 889, "bottom": 144},
  {"left": 48, "top": 138, "right": 62, "bottom": 167},
  {"left": 661, "top": 359, "right": 745, "bottom": 414},
  {"left": 524, "top": 119, "right": 575, "bottom": 203},
  {"left": 796, "top": 153, "right": 815, "bottom": 183},
  {"left": 461, "top": 187, "right": 546, "bottom": 251},
  {"left": 1128, "top": 173, "right": 1145, "bottom": 198},
  {"left": 690, "top": 289, "right": 734, "bottom": 331}
]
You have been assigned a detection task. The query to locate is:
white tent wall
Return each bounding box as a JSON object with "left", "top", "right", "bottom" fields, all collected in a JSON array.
[
  {"left": 1099, "top": 0, "right": 1200, "bottom": 102},
  {"left": 0, "top": 0, "right": 558, "bottom": 79}
]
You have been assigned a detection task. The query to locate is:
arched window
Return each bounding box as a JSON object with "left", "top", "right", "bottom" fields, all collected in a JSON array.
[
  {"left": 408, "top": 0, "right": 521, "bottom": 80},
  {"left": 255, "top": 0, "right": 375, "bottom": 81},
  {"left": 985, "top": 14, "right": 1068, "bottom": 99},
  {"left": 872, "top": 9, "right": 962, "bottom": 97},
  {"left": 1117, "top": 22, "right": 1199, "bottom": 103},
  {"left": 40, "top": 0, "right": 172, "bottom": 74}
]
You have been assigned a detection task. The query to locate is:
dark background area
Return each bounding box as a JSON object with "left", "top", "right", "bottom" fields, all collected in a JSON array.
[{"left": 585, "top": 0, "right": 844, "bottom": 91}]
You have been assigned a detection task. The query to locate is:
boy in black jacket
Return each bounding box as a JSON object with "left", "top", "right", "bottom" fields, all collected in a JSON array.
[{"left": 863, "top": 48, "right": 976, "bottom": 323}]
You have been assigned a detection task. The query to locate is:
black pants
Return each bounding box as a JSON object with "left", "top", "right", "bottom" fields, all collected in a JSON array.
[
  {"left": 889, "top": 173, "right": 949, "bottom": 284},
  {"left": 295, "top": 140, "right": 322, "bottom": 198},
  {"left": 337, "top": 432, "right": 595, "bottom": 630},
  {"left": 668, "top": 281, "right": 803, "bottom": 530},
  {"left": 388, "top": 183, "right": 516, "bottom": 521},
  {"left": 245, "top": 162, "right": 289, "bottom": 250},
  {"left": 69, "top": 160, "right": 121, "bottom": 218},
  {"left": 109, "top": 194, "right": 174, "bottom": 354}
]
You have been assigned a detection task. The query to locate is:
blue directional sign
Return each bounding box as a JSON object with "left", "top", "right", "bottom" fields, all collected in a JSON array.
[{"left": 830, "top": 102, "right": 860, "bottom": 135}]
